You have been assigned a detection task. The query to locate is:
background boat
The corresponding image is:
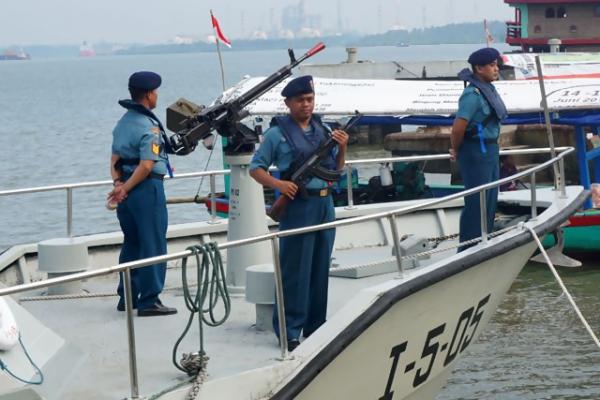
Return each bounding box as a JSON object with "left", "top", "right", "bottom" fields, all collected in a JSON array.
[
  {"left": 0, "top": 48, "right": 30, "bottom": 61},
  {"left": 79, "top": 41, "right": 96, "bottom": 57}
]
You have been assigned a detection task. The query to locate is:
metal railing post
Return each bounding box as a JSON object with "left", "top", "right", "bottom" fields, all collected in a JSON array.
[
  {"left": 123, "top": 267, "right": 140, "bottom": 399},
  {"left": 530, "top": 173, "right": 537, "bottom": 220},
  {"left": 271, "top": 238, "right": 289, "bottom": 360},
  {"left": 480, "top": 190, "right": 488, "bottom": 245},
  {"left": 535, "top": 55, "right": 560, "bottom": 189},
  {"left": 388, "top": 215, "right": 404, "bottom": 276},
  {"left": 345, "top": 164, "right": 355, "bottom": 210},
  {"left": 208, "top": 173, "right": 220, "bottom": 224},
  {"left": 559, "top": 157, "right": 567, "bottom": 198},
  {"left": 66, "top": 187, "right": 73, "bottom": 237}
]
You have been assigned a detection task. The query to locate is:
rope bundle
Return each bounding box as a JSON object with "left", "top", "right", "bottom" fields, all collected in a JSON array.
[{"left": 172, "top": 242, "right": 231, "bottom": 377}]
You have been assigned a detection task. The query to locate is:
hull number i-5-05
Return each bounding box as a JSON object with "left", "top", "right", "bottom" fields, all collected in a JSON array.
[{"left": 379, "top": 294, "right": 492, "bottom": 400}]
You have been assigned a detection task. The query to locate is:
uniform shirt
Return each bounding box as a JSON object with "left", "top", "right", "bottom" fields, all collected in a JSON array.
[
  {"left": 456, "top": 85, "right": 501, "bottom": 140},
  {"left": 111, "top": 109, "right": 168, "bottom": 176},
  {"left": 250, "top": 124, "right": 337, "bottom": 190}
]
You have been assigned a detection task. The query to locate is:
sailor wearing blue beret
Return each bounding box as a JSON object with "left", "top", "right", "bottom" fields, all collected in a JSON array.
[
  {"left": 281, "top": 75, "right": 315, "bottom": 98},
  {"left": 108, "top": 71, "right": 177, "bottom": 317},
  {"left": 249, "top": 75, "right": 349, "bottom": 351},
  {"left": 128, "top": 71, "right": 162, "bottom": 91},
  {"left": 451, "top": 48, "right": 507, "bottom": 251},
  {"left": 467, "top": 47, "right": 502, "bottom": 67}
]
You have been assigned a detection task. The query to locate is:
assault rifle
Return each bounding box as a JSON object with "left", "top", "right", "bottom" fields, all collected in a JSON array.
[
  {"left": 267, "top": 111, "right": 362, "bottom": 222},
  {"left": 166, "top": 42, "right": 326, "bottom": 156}
]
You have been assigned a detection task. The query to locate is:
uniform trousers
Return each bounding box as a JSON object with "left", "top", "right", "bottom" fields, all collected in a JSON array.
[
  {"left": 116, "top": 179, "right": 168, "bottom": 310},
  {"left": 273, "top": 194, "right": 336, "bottom": 341},
  {"left": 458, "top": 140, "right": 499, "bottom": 252}
]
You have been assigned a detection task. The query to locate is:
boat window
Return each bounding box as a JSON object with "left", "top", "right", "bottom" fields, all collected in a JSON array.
[
  {"left": 595, "top": 5, "right": 600, "bottom": 17},
  {"left": 570, "top": 25, "right": 577, "bottom": 33},
  {"left": 534, "top": 25, "right": 542, "bottom": 34},
  {"left": 545, "top": 7, "right": 555, "bottom": 18},
  {"left": 557, "top": 7, "right": 567, "bottom": 18}
]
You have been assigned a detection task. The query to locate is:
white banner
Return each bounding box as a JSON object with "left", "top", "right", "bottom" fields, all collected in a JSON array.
[
  {"left": 503, "top": 53, "right": 600, "bottom": 80},
  {"left": 219, "top": 76, "right": 600, "bottom": 116}
]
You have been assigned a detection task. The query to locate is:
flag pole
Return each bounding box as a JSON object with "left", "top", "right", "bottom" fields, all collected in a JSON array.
[
  {"left": 211, "top": 9, "right": 227, "bottom": 91},
  {"left": 484, "top": 19, "right": 491, "bottom": 47}
]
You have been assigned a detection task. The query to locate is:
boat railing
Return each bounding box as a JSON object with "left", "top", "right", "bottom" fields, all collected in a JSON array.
[
  {"left": 0, "top": 146, "right": 573, "bottom": 400},
  {"left": 343, "top": 146, "right": 571, "bottom": 210},
  {"left": 0, "top": 147, "right": 571, "bottom": 239},
  {"left": 0, "top": 170, "right": 229, "bottom": 237}
]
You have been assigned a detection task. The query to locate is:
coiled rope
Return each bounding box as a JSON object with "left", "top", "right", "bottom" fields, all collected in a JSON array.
[
  {"left": 0, "top": 334, "right": 44, "bottom": 385},
  {"left": 172, "top": 242, "right": 231, "bottom": 379}
]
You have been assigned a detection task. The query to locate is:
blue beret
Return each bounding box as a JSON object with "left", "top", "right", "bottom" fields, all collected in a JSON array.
[
  {"left": 281, "top": 75, "right": 314, "bottom": 98},
  {"left": 128, "top": 71, "right": 162, "bottom": 91},
  {"left": 468, "top": 48, "right": 501, "bottom": 66}
]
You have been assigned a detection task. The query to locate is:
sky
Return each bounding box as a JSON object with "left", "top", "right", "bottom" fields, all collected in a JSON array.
[{"left": 0, "top": 0, "right": 514, "bottom": 46}]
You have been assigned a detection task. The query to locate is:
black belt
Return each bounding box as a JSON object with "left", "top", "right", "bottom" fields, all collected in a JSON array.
[
  {"left": 305, "top": 187, "right": 332, "bottom": 197},
  {"left": 149, "top": 172, "right": 165, "bottom": 181},
  {"left": 464, "top": 136, "right": 497, "bottom": 144},
  {"left": 121, "top": 172, "right": 164, "bottom": 182}
]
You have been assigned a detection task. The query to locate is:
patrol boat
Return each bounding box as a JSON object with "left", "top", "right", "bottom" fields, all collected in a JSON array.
[
  {"left": 0, "top": 69, "right": 593, "bottom": 399},
  {"left": 0, "top": 150, "right": 587, "bottom": 400}
]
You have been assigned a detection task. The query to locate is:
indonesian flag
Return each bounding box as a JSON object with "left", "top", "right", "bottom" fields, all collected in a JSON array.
[
  {"left": 484, "top": 19, "right": 494, "bottom": 47},
  {"left": 211, "top": 11, "right": 232, "bottom": 48}
]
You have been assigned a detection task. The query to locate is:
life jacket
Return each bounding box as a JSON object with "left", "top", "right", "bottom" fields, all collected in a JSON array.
[
  {"left": 271, "top": 114, "right": 337, "bottom": 179},
  {"left": 457, "top": 69, "right": 506, "bottom": 154}
]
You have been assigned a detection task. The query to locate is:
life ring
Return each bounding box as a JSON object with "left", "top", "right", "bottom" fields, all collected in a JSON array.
[{"left": 0, "top": 297, "right": 19, "bottom": 351}]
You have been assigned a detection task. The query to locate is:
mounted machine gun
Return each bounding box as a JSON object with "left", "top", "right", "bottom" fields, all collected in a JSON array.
[{"left": 166, "top": 42, "right": 326, "bottom": 155}]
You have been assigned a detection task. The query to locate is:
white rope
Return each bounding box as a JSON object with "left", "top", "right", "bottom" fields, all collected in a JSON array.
[{"left": 526, "top": 226, "right": 600, "bottom": 349}]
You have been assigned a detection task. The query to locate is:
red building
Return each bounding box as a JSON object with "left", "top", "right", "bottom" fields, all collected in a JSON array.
[{"left": 505, "top": 0, "right": 600, "bottom": 51}]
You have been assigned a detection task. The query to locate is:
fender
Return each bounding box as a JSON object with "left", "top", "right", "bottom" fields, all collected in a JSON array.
[{"left": 0, "top": 297, "right": 19, "bottom": 351}]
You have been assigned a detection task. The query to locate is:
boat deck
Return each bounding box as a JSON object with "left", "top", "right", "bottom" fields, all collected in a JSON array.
[
  {"left": 14, "top": 243, "right": 454, "bottom": 400},
  {"left": 2, "top": 187, "right": 585, "bottom": 400}
]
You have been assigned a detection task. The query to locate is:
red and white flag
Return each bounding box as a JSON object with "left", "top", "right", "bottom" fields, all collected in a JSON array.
[
  {"left": 484, "top": 19, "right": 494, "bottom": 47},
  {"left": 211, "top": 11, "right": 232, "bottom": 48}
]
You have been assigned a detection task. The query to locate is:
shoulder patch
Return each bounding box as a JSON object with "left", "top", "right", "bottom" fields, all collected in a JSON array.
[{"left": 152, "top": 143, "right": 160, "bottom": 155}]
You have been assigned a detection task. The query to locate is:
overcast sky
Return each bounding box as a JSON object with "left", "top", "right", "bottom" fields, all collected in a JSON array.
[{"left": 0, "top": 0, "right": 514, "bottom": 46}]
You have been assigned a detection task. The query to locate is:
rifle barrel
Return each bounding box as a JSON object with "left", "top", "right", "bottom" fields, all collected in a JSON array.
[{"left": 234, "top": 42, "right": 326, "bottom": 108}]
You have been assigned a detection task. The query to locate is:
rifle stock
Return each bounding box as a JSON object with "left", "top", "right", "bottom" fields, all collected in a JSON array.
[{"left": 267, "top": 194, "right": 291, "bottom": 222}]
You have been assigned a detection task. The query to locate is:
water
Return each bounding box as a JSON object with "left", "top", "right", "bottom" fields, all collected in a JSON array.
[
  {"left": 1, "top": 44, "right": 599, "bottom": 398},
  {"left": 438, "top": 262, "right": 600, "bottom": 400}
]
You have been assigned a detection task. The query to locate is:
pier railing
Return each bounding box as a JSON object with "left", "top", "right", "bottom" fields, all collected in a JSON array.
[{"left": 0, "top": 146, "right": 573, "bottom": 399}]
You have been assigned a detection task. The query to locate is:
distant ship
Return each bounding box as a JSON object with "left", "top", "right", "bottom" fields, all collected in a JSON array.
[
  {"left": 0, "top": 48, "right": 30, "bottom": 61},
  {"left": 79, "top": 41, "right": 96, "bottom": 57}
]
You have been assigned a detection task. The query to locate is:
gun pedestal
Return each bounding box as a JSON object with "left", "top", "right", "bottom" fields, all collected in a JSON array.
[{"left": 225, "top": 154, "right": 272, "bottom": 294}]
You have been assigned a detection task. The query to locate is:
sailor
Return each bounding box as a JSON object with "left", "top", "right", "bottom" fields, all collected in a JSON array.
[
  {"left": 249, "top": 75, "right": 349, "bottom": 351},
  {"left": 450, "top": 48, "right": 508, "bottom": 251},
  {"left": 108, "top": 71, "right": 177, "bottom": 317}
]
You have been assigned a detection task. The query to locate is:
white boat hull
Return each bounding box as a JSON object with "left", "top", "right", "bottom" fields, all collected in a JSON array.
[
  {"left": 290, "top": 244, "right": 534, "bottom": 400},
  {"left": 0, "top": 187, "right": 588, "bottom": 400},
  {"left": 174, "top": 242, "right": 533, "bottom": 400}
]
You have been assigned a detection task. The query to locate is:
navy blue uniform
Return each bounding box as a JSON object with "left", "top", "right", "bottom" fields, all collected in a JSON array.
[
  {"left": 456, "top": 85, "right": 500, "bottom": 250},
  {"left": 250, "top": 116, "right": 337, "bottom": 342},
  {"left": 112, "top": 100, "right": 170, "bottom": 311}
]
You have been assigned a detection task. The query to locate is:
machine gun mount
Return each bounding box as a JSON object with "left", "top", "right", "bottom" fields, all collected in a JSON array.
[{"left": 166, "top": 42, "right": 326, "bottom": 156}]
